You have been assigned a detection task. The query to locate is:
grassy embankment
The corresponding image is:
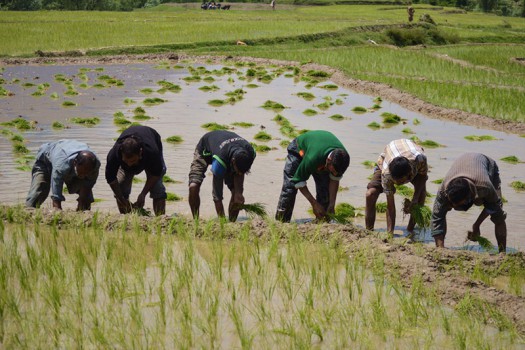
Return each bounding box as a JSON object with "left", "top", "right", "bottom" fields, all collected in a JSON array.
[
  {"left": 0, "top": 4, "right": 524, "bottom": 123},
  {"left": 1, "top": 206, "right": 524, "bottom": 347}
]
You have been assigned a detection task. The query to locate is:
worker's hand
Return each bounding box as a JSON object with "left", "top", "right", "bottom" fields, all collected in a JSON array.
[
  {"left": 133, "top": 193, "right": 146, "bottom": 209},
  {"left": 312, "top": 201, "right": 327, "bottom": 220},
  {"left": 468, "top": 226, "right": 481, "bottom": 242},
  {"left": 232, "top": 193, "right": 245, "bottom": 207}
]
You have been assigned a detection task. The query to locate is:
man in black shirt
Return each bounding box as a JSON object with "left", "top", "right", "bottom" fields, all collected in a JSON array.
[
  {"left": 106, "top": 125, "right": 166, "bottom": 215},
  {"left": 189, "top": 130, "right": 256, "bottom": 221}
]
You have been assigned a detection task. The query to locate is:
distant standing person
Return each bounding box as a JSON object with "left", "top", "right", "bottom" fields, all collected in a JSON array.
[
  {"left": 188, "top": 130, "right": 256, "bottom": 221},
  {"left": 365, "top": 139, "right": 428, "bottom": 235},
  {"left": 106, "top": 125, "right": 166, "bottom": 216},
  {"left": 275, "top": 130, "right": 350, "bottom": 222},
  {"left": 26, "top": 139, "right": 100, "bottom": 211},
  {"left": 431, "top": 153, "right": 507, "bottom": 252},
  {"left": 270, "top": 0, "right": 275, "bottom": 10}
]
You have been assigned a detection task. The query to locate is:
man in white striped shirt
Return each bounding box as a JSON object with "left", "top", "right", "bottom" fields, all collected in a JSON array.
[{"left": 365, "top": 139, "right": 428, "bottom": 235}]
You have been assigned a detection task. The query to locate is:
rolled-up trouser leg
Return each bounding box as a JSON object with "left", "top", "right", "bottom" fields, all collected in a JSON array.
[
  {"left": 276, "top": 141, "right": 301, "bottom": 222},
  {"left": 312, "top": 172, "right": 330, "bottom": 211},
  {"left": 26, "top": 168, "right": 50, "bottom": 208}
]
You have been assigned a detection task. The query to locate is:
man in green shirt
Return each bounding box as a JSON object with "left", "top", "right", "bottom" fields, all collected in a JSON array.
[{"left": 275, "top": 130, "right": 350, "bottom": 222}]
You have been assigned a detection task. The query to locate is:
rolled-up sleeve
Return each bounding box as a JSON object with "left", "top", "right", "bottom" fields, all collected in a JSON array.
[
  {"left": 431, "top": 191, "right": 451, "bottom": 237},
  {"left": 292, "top": 161, "right": 310, "bottom": 189}
]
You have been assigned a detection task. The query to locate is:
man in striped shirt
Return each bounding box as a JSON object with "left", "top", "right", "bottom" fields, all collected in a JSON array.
[
  {"left": 365, "top": 139, "right": 428, "bottom": 235},
  {"left": 431, "top": 153, "right": 507, "bottom": 252}
]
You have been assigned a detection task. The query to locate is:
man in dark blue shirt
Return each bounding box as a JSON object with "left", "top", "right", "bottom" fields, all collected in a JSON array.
[
  {"left": 106, "top": 126, "right": 166, "bottom": 215},
  {"left": 188, "top": 130, "right": 256, "bottom": 221}
]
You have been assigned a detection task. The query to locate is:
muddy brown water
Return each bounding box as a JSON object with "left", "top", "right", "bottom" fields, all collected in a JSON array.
[{"left": 1, "top": 62, "right": 524, "bottom": 252}]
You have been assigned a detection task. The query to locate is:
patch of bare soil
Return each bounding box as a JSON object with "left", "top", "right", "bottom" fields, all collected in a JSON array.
[
  {"left": 8, "top": 207, "right": 525, "bottom": 334},
  {"left": 1, "top": 53, "right": 523, "bottom": 135}
]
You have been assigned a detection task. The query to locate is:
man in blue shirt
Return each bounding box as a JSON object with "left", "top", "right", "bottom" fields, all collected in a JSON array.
[{"left": 26, "top": 139, "right": 100, "bottom": 211}]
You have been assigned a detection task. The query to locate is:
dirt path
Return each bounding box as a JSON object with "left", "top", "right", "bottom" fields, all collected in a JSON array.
[{"left": 2, "top": 53, "right": 524, "bottom": 135}]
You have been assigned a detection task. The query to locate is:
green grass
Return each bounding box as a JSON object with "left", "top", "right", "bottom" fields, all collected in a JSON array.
[
  {"left": 231, "top": 122, "right": 254, "bottom": 128},
  {"left": 329, "top": 114, "right": 344, "bottom": 121},
  {"left": 352, "top": 106, "right": 367, "bottom": 113},
  {"left": 367, "top": 122, "right": 381, "bottom": 130},
  {"left": 143, "top": 97, "right": 166, "bottom": 106},
  {"left": 52, "top": 121, "right": 65, "bottom": 129},
  {"left": 500, "top": 156, "right": 521, "bottom": 164},
  {"left": 70, "top": 117, "right": 100, "bottom": 126},
  {"left": 201, "top": 122, "right": 229, "bottom": 131},
  {"left": 166, "top": 192, "right": 182, "bottom": 201},
  {"left": 510, "top": 181, "right": 525, "bottom": 191},
  {"left": 297, "top": 92, "right": 315, "bottom": 101},
  {"left": 262, "top": 100, "right": 286, "bottom": 111},
  {"left": 254, "top": 131, "right": 272, "bottom": 142},
  {"left": 303, "top": 108, "right": 318, "bottom": 116}
]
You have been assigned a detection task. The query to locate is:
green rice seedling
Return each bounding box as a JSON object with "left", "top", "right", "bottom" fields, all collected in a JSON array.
[
  {"left": 13, "top": 142, "right": 29, "bottom": 154},
  {"left": 239, "top": 203, "right": 267, "bottom": 218},
  {"left": 396, "top": 185, "right": 414, "bottom": 197},
  {"left": 70, "top": 117, "right": 100, "bottom": 126},
  {"left": 307, "top": 70, "right": 330, "bottom": 78},
  {"left": 16, "top": 164, "right": 32, "bottom": 171},
  {"left": 0, "top": 86, "right": 12, "bottom": 96},
  {"left": 381, "top": 112, "right": 401, "bottom": 124},
  {"left": 402, "top": 128, "right": 414, "bottom": 134},
  {"left": 262, "top": 100, "right": 285, "bottom": 111},
  {"left": 201, "top": 122, "right": 229, "bottom": 131},
  {"left": 471, "top": 235, "right": 495, "bottom": 251},
  {"left": 279, "top": 140, "right": 290, "bottom": 148},
  {"left": 139, "top": 88, "right": 154, "bottom": 94},
  {"left": 203, "top": 76, "right": 215, "bottom": 82},
  {"left": 52, "top": 121, "right": 65, "bottom": 129},
  {"left": 252, "top": 144, "right": 272, "bottom": 153},
  {"left": 413, "top": 119, "right": 421, "bottom": 125},
  {"left": 64, "top": 89, "right": 78, "bottom": 96},
  {"left": 132, "top": 114, "right": 151, "bottom": 121},
  {"left": 31, "top": 90, "right": 45, "bottom": 97},
  {"left": 166, "top": 192, "right": 182, "bottom": 201},
  {"left": 297, "top": 92, "right": 315, "bottom": 101},
  {"left": 183, "top": 75, "right": 201, "bottom": 82},
  {"left": 143, "top": 98, "right": 166, "bottom": 106},
  {"left": 319, "top": 84, "right": 338, "bottom": 90},
  {"left": 338, "top": 186, "right": 349, "bottom": 192},
  {"left": 419, "top": 139, "right": 443, "bottom": 148},
  {"left": 409, "top": 204, "right": 432, "bottom": 229},
  {"left": 371, "top": 104, "right": 382, "bottom": 109},
  {"left": 92, "top": 83, "right": 105, "bottom": 89},
  {"left": 510, "top": 181, "right": 525, "bottom": 191},
  {"left": 163, "top": 175, "right": 181, "bottom": 184},
  {"left": 500, "top": 156, "right": 521, "bottom": 164},
  {"left": 367, "top": 122, "right": 381, "bottom": 130},
  {"left": 1, "top": 118, "right": 33, "bottom": 130},
  {"left": 362, "top": 160, "right": 375, "bottom": 169},
  {"left": 352, "top": 106, "right": 367, "bottom": 113},
  {"left": 166, "top": 135, "right": 183, "bottom": 144},
  {"left": 374, "top": 97, "right": 383, "bottom": 103},
  {"left": 208, "top": 99, "right": 226, "bottom": 107},
  {"left": 329, "top": 114, "right": 344, "bottom": 121},
  {"left": 258, "top": 74, "right": 273, "bottom": 83},
  {"left": 124, "top": 98, "right": 136, "bottom": 104},
  {"left": 114, "top": 111, "right": 125, "bottom": 118},
  {"left": 22, "top": 82, "right": 35, "bottom": 88},
  {"left": 49, "top": 92, "right": 59, "bottom": 99},
  {"left": 133, "top": 106, "right": 146, "bottom": 115},
  {"left": 376, "top": 202, "right": 387, "bottom": 213},
  {"left": 246, "top": 84, "right": 259, "bottom": 88},
  {"left": 199, "top": 85, "right": 219, "bottom": 92},
  {"left": 303, "top": 109, "right": 318, "bottom": 116},
  {"left": 464, "top": 135, "right": 499, "bottom": 141},
  {"left": 113, "top": 117, "right": 131, "bottom": 126},
  {"left": 157, "top": 80, "right": 181, "bottom": 93},
  {"left": 231, "top": 122, "right": 254, "bottom": 128},
  {"left": 78, "top": 83, "right": 89, "bottom": 89},
  {"left": 117, "top": 122, "right": 141, "bottom": 133},
  {"left": 432, "top": 178, "right": 443, "bottom": 184},
  {"left": 317, "top": 101, "right": 333, "bottom": 110},
  {"left": 132, "top": 177, "right": 143, "bottom": 183},
  {"left": 254, "top": 131, "right": 272, "bottom": 142},
  {"left": 62, "top": 101, "right": 77, "bottom": 107},
  {"left": 335, "top": 98, "right": 344, "bottom": 105},
  {"left": 330, "top": 202, "right": 356, "bottom": 223},
  {"left": 10, "top": 134, "right": 24, "bottom": 143}
]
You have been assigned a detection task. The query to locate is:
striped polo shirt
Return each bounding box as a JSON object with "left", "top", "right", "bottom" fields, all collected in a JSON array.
[{"left": 377, "top": 139, "right": 427, "bottom": 194}]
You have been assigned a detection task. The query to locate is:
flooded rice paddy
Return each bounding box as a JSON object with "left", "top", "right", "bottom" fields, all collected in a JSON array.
[{"left": 0, "top": 61, "right": 524, "bottom": 252}]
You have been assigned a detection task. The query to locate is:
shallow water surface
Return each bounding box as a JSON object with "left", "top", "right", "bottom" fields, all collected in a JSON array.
[{"left": 1, "top": 62, "right": 524, "bottom": 251}]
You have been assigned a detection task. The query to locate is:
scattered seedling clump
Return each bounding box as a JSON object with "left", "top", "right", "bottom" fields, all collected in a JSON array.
[
  {"left": 318, "top": 84, "right": 338, "bottom": 90},
  {"left": 500, "top": 156, "right": 521, "bottom": 164},
  {"left": 239, "top": 203, "right": 267, "bottom": 218},
  {"left": 352, "top": 106, "right": 367, "bottom": 113},
  {"left": 166, "top": 192, "right": 182, "bottom": 201},
  {"left": 254, "top": 131, "right": 272, "bottom": 142},
  {"left": 70, "top": 117, "right": 100, "bottom": 126},
  {"left": 262, "top": 100, "right": 286, "bottom": 111},
  {"left": 166, "top": 135, "right": 183, "bottom": 144},
  {"left": 329, "top": 114, "right": 344, "bottom": 121},
  {"left": 297, "top": 92, "right": 315, "bottom": 101},
  {"left": 143, "top": 98, "right": 166, "bottom": 106},
  {"left": 464, "top": 135, "right": 499, "bottom": 142},
  {"left": 303, "top": 109, "right": 318, "bottom": 116},
  {"left": 381, "top": 112, "right": 402, "bottom": 124},
  {"left": 199, "top": 85, "right": 219, "bottom": 92},
  {"left": 231, "top": 122, "right": 254, "bottom": 128},
  {"left": 510, "top": 181, "right": 525, "bottom": 191},
  {"left": 201, "top": 122, "right": 229, "bottom": 131},
  {"left": 52, "top": 121, "right": 65, "bottom": 129},
  {"left": 367, "top": 122, "right": 381, "bottom": 130}
]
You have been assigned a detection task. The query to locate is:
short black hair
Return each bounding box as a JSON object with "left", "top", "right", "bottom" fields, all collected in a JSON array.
[
  {"left": 446, "top": 177, "right": 471, "bottom": 204},
  {"left": 233, "top": 149, "right": 255, "bottom": 174},
  {"left": 389, "top": 156, "right": 411, "bottom": 180},
  {"left": 120, "top": 137, "right": 141, "bottom": 157},
  {"left": 76, "top": 151, "right": 97, "bottom": 169},
  {"left": 331, "top": 148, "right": 350, "bottom": 176}
]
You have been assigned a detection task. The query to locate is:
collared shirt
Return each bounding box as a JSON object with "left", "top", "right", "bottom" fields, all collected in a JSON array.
[
  {"left": 431, "top": 153, "right": 505, "bottom": 237},
  {"left": 36, "top": 140, "right": 100, "bottom": 202},
  {"left": 292, "top": 130, "right": 347, "bottom": 188},
  {"left": 377, "top": 139, "right": 427, "bottom": 195}
]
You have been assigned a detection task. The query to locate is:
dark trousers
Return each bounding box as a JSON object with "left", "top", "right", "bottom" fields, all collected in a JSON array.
[{"left": 275, "top": 140, "right": 330, "bottom": 222}]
